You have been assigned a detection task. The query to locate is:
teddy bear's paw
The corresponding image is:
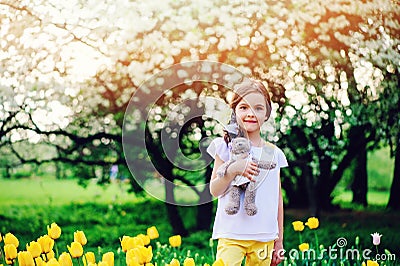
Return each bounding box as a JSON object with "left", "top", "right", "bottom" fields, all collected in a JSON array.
[
  {"left": 225, "top": 205, "right": 239, "bottom": 215},
  {"left": 245, "top": 204, "right": 257, "bottom": 216}
]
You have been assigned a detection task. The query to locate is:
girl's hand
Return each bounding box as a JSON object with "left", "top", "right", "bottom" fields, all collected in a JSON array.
[
  {"left": 226, "top": 159, "right": 259, "bottom": 181},
  {"left": 271, "top": 240, "right": 284, "bottom": 265}
]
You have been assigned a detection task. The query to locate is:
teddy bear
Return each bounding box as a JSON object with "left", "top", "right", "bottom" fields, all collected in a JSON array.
[{"left": 216, "top": 137, "right": 276, "bottom": 216}]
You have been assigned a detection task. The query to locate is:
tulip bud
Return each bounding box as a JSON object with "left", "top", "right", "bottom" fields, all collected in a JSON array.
[
  {"left": 67, "top": 242, "right": 83, "bottom": 258},
  {"left": 146, "top": 226, "right": 159, "bottom": 240},
  {"left": 355, "top": 236, "right": 360, "bottom": 246},
  {"left": 37, "top": 235, "right": 54, "bottom": 254},
  {"left": 305, "top": 217, "right": 319, "bottom": 230},
  {"left": 169, "top": 258, "right": 180, "bottom": 266},
  {"left": 4, "top": 233, "right": 19, "bottom": 248},
  {"left": 120, "top": 236, "right": 135, "bottom": 252},
  {"left": 85, "top": 252, "right": 96, "bottom": 264},
  {"left": 47, "top": 223, "right": 62, "bottom": 240},
  {"left": 126, "top": 249, "right": 139, "bottom": 266},
  {"left": 299, "top": 243, "right": 310, "bottom": 252},
  {"left": 102, "top": 252, "right": 114, "bottom": 266},
  {"left": 4, "top": 244, "right": 18, "bottom": 261},
  {"left": 26, "top": 241, "right": 42, "bottom": 258},
  {"left": 35, "top": 256, "right": 45, "bottom": 266},
  {"left": 59, "top": 252, "right": 73, "bottom": 266},
  {"left": 292, "top": 221, "right": 305, "bottom": 232},
  {"left": 47, "top": 258, "right": 60, "bottom": 266},
  {"left": 183, "top": 258, "right": 195, "bottom": 266},
  {"left": 74, "top": 231, "right": 87, "bottom": 246},
  {"left": 169, "top": 235, "right": 182, "bottom": 248},
  {"left": 212, "top": 258, "right": 225, "bottom": 266},
  {"left": 18, "top": 251, "right": 35, "bottom": 266}
]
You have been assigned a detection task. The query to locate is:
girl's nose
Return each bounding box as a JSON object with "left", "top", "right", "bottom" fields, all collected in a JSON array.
[{"left": 246, "top": 111, "right": 255, "bottom": 117}]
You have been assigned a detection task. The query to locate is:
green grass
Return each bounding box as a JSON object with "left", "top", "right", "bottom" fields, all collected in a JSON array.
[
  {"left": 0, "top": 146, "right": 397, "bottom": 264},
  {"left": 0, "top": 178, "right": 135, "bottom": 206},
  {"left": 0, "top": 177, "right": 399, "bottom": 265}
]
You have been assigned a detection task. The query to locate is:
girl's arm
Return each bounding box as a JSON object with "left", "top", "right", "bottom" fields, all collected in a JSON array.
[
  {"left": 272, "top": 171, "right": 284, "bottom": 265},
  {"left": 277, "top": 173, "right": 284, "bottom": 242},
  {"left": 209, "top": 155, "right": 259, "bottom": 197}
]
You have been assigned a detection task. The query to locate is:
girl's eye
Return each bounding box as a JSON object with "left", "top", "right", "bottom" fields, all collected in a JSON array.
[{"left": 239, "top": 106, "right": 247, "bottom": 110}]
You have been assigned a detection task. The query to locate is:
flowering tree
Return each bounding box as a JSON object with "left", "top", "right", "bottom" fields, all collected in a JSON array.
[{"left": 1, "top": 0, "right": 399, "bottom": 235}]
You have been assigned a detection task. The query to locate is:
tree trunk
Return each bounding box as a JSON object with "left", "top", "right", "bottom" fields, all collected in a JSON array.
[
  {"left": 282, "top": 161, "right": 310, "bottom": 209},
  {"left": 165, "top": 179, "right": 189, "bottom": 236},
  {"left": 351, "top": 132, "right": 368, "bottom": 206},
  {"left": 387, "top": 136, "right": 400, "bottom": 210},
  {"left": 5, "top": 166, "right": 11, "bottom": 179},
  {"left": 196, "top": 166, "right": 214, "bottom": 231},
  {"left": 304, "top": 165, "right": 318, "bottom": 216},
  {"left": 315, "top": 144, "right": 335, "bottom": 211}
]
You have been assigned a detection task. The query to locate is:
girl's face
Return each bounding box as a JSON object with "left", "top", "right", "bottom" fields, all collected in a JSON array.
[{"left": 235, "top": 92, "right": 269, "bottom": 134}]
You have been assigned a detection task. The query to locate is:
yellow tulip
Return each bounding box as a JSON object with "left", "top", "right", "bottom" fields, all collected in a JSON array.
[
  {"left": 47, "top": 223, "right": 62, "bottom": 240},
  {"left": 85, "top": 252, "right": 96, "bottom": 264},
  {"left": 59, "top": 252, "right": 73, "bottom": 266},
  {"left": 183, "top": 258, "right": 195, "bottom": 266},
  {"left": 169, "top": 235, "right": 182, "bottom": 248},
  {"left": 67, "top": 242, "right": 83, "bottom": 258},
  {"left": 74, "top": 231, "right": 88, "bottom": 246},
  {"left": 204, "top": 264, "right": 211, "bottom": 266},
  {"left": 145, "top": 264, "right": 154, "bottom": 266},
  {"left": 47, "top": 250, "right": 55, "bottom": 261},
  {"left": 137, "top": 234, "right": 150, "bottom": 246},
  {"left": 37, "top": 235, "right": 54, "bottom": 254},
  {"left": 366, "top": 260, "right": 379, "bottom": 266},
  {"left": 47, "top": 258, "right": 60, "bottom": 266},
  {"left": 169, "top": 258, "right": 180, "bottom": 266},
  {"left": 305, "top": 217, "right": 319, "bottom": 230},
  {"left": 18, "top": 251, "right": 35, "bottom": 266},
  {"left": 212, "top": 258, "right": 225, "bottom": 266},
  {"left": 136, "top": 246, "right": 153, "bottom": 264},
  {"left": 4, "top": 244, "right": 18, "bottom": 261},
  {"left": 35, "top": 256, "right": 45, "bottom": 266},
  {"left": 120, "top": 236, "right": 135, "bottom": 252},
  {"left": 102, "top": 252, "right": 114, "bottom": 266},
  {"left": 98, "top": 262, "right": 108, "bottom": 266},
  {"left": 292, "top": 221, "right": 305, "bottom": 232},
  {"left": 146, "top": 226, "right": 159, "bottom": 240},
  {"left": 0, "top": 233, "right": 2, "bottom": 242},
  {"left": 4, "top": 233, "right": 19, "bottom": 248},
  {"left": 132, "top": 236, "right": 145, "bottom": 247},
  {"left": 125, "top": 249, "right": 140, "bottom": 266},
  {"left": 299, "top": 243, "right": 310, "bottom": 252},
  {"left": 26, "top": 241, "right": 42, "bottom": 258}
]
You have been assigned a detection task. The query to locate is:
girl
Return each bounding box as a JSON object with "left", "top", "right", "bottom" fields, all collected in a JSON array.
[{"left": 207, "top": 78, "right": 288, "bottom": 266}]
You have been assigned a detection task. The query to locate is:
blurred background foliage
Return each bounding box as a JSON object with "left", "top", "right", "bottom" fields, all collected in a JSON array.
[{"left": 0, "top": 0, "right": 399, "bottom": 240}]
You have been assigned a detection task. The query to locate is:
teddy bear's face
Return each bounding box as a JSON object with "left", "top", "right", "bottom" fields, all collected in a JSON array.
[{"left": 231, "top": 137, "right": 251, "bottom": 157}]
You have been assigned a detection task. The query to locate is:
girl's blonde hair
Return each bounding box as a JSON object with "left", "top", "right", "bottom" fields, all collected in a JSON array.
[{"left": 224, "top": 78, "right": 272, "bottom": 144}]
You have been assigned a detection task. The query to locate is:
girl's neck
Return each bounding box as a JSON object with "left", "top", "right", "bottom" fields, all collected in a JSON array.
[{"left": 245, "top": 131, "right": 263, "bottom": 147}]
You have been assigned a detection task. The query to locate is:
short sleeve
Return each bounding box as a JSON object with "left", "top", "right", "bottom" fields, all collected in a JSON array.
[
  {"left": 276, "top": 147, "right": 288, "bottom": 168},
  {"left": 206, "top": 137, "right": 230, "bottom": 162}
]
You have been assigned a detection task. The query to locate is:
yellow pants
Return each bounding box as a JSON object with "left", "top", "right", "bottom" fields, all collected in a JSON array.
[{"left": 216, "top": 238, "right": 274, "bottom": 266}]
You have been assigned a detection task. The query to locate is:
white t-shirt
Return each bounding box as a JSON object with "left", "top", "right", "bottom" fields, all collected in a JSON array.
[{"left": 207, "top": 137, "right": 288, "bottom": 242}]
